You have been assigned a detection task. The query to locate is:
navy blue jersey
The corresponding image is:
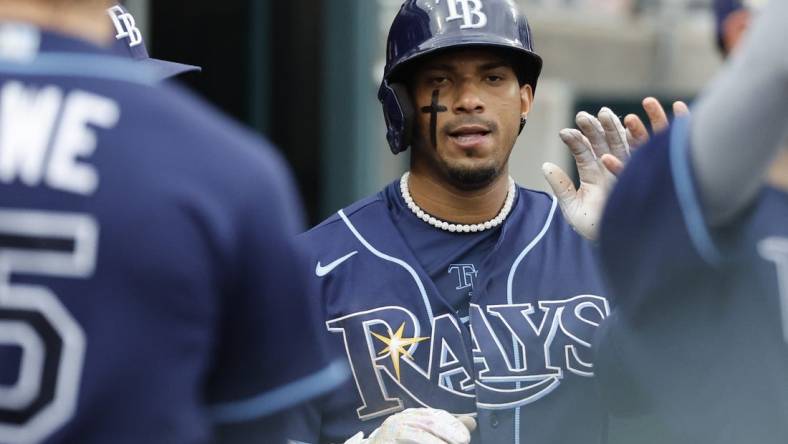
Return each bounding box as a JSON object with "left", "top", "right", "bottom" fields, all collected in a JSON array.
[
  {"left": 385, "top": 184, "right": 502, "bottom": 322},
  {"left": 296, "top": 181, "right": 610, "bottom": 444},
  {"left": 0, "top": 26, "right": 343, "bottom": 444},
  {"left": 596, "top": 117, "right": 788, "bottom": 444}
]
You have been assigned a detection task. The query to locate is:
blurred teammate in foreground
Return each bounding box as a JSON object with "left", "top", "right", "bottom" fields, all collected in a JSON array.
[
  {"left": 550, "top": 0, "right": 788, "bottom": 442},
  {"left": 0, "top": 1, "right": 343, "bottom": 443}
]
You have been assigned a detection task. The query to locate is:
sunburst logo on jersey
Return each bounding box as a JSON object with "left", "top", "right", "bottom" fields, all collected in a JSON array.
[{"left": 371, "top": 322, "right": 429, "bottom": 382}]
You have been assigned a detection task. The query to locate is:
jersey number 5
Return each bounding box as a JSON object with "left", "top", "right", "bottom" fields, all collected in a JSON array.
[{"left": 0, "top": 209, "right": 98, "bottom": 443}]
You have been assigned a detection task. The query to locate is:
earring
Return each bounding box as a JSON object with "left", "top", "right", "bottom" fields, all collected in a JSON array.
[{"left": 519, "top": 115, "right": 528, "bottom": 133}]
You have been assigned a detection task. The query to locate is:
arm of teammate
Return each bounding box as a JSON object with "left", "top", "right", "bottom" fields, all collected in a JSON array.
[
  {"left": 543, "top": 99, "right": 688, "bottom": 240},
  {"left": 690, "top": 0, "right": 788, "bottom": 226},
  {"left": 208, "top": 148, "right": 346, "bottom": 443},
  {"left": 589, "top": 5, "right": 788, "bottom": 420},
  {"left": 343, "top": 408, "right": 476, "bottom": 444}
]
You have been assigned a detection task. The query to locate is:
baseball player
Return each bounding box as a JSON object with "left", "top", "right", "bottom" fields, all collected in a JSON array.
[
  {"left": 556, "top": 0, "right": 788, "bottom": 442},
  {"left": 291, "top": 1, "right": 626, "bottom": 443},
  {"left": 0, "top": 1, "right": 343, "bottom": 443},
  {"left": 105, "top": 3, "right": 201, "bottom": 80}
]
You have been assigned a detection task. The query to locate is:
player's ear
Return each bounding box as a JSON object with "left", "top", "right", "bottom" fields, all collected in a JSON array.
[{"left": 520, "top": 84, "right": 533, "bottom": 118}]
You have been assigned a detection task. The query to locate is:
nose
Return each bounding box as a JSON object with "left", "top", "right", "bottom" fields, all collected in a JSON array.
[{"left": 453, "top": 80, "right": 485, "bottom": 114}]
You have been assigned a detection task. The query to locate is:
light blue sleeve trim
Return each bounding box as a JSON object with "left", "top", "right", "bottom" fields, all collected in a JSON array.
[
  {"left": 669, "top": 115, "right": 722, "bottom": 266},
  {"left": 209, "top": 359, "right": 349, "bottom": 424},
  {"left": 0, "top": 53, "right": 160, "bottom": 85}
]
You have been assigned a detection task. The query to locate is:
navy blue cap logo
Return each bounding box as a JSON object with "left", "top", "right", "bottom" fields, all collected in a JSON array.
[
  {"left": 439, "top": 0, "right": 488, "bottom": 29},
  {"left": 107, "top": 5, "right": 143, "bottom": 48}
]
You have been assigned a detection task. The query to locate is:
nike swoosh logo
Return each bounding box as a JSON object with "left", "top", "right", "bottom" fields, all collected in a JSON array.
[{"left": 315, "top": 251, "right": 358, "bottom": 277}]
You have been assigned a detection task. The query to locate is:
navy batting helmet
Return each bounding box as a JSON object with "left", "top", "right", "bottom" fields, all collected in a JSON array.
[{"left": 378, "top": 0, "right": 543, "bottom": 154}]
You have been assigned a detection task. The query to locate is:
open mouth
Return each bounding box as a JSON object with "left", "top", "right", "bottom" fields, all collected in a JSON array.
[{"left": 448, "top": 125, "right": 492, "bottom": 146}]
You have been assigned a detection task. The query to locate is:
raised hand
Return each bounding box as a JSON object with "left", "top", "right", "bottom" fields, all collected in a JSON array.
[
  {"left": 543, "top": 98, "right": 690, "bottom": 241},
  {"left": 602, "top": 98, "right": 690, "bottom": 175},
  {"left": 542, "top": 107, "right": 625, "bottom": 241}
]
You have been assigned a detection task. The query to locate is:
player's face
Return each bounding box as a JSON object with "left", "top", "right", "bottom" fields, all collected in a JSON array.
[{"left": 409, "top": 48, "right": 533, "bottom": 190}]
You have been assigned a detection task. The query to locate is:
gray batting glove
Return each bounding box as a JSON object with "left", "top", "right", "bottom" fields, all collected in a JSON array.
[
  {"left": 544, "top": 99, "right": 690, "bottom": 241},
  {"left": 344, "top": 408, "right": 477, "bottom": 444},
  {"left": 542, "top": 107, "right": 624, "bottom": 241}
]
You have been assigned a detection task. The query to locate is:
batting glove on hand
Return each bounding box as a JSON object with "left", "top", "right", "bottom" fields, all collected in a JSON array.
[
  {"left": 543, "top": 99, "right": 689, "bottom": 241},
  {"left": 343, "top": 408, "right": 476, "bottom": 444},
  {"left": 542, "top": 107, "right": 626, "bottom": 241}
]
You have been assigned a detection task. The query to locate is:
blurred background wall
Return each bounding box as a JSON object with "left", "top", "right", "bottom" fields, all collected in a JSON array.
[{"left": 123, "top": 0, "right": 723, "bottom": 440}]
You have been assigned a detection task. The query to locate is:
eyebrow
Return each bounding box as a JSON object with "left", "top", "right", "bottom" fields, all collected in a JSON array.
[
  {"left": 422, "top": 63, "right": 454, "bottom": 71},
  {"left": 479, "top": 61, "right": 510, "bottom": 71},
  {"left": 422, "top": 60, "right": 511, "bottom": 72}
]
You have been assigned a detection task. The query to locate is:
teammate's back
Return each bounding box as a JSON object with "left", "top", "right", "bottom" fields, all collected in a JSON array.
[{"left": 0, "top": 20, "right": 341, "bottom": 444}]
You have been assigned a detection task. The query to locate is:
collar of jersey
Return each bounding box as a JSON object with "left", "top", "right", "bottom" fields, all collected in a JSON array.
[{"left": 0, "top": 25, "right": 159, "bottom": 85}]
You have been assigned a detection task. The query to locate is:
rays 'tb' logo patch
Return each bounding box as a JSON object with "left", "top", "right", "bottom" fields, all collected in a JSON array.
[
  {"left": 438, "top": 0, "right": 487, "bottom": 29},
  {"left": 107, "top": 6, "right": 143, "bottom": 48}
]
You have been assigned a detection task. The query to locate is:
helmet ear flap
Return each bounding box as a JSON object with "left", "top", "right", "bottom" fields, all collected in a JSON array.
[{"left": 379, "top": 82, "right": 415, "bottom": 154}]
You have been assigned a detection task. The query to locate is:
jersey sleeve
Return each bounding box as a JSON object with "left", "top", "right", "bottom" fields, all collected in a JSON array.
[
  {"left": 594, "top": 117, "right": 726, "bottom": 416},
  {"left": 598, "top": 116, "right": 725, "bottom": 318},
  {"left": 204, "top": 147, "right": 347, "bottom": 433}
]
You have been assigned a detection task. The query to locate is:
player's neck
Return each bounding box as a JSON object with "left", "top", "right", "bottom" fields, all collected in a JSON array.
[
  {"left": 0, "top": 1, "right": 112, "bottom": 46},
  {"left": 405, "top": 167, "right": 511, "bottom": 225},
  {"left": 767, "top": 148, "right": 788, "bottom": 192}
]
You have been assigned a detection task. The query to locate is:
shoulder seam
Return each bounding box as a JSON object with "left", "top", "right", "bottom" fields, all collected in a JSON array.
[
  {"left": 0, "top": 53, "right": 160, "bottom": 86},
  {"left": 342, "top": 195, "right": 385, "bottom": 218},
  {"left": 307, "top": 195, "right": 385, "bottom": 233}
]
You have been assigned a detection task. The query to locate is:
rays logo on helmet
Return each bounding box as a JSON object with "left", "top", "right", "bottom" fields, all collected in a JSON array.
[
  {"left": 438, "top": 0, "right": 487, "bottom": 29},
  {"left": 107, "top": 5, "right": 142, "bottom": 48}
]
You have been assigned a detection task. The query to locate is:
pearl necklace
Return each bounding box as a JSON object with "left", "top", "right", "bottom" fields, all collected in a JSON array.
[{"left": 400, "top": 172, "right": 517, "bottom": 233}]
